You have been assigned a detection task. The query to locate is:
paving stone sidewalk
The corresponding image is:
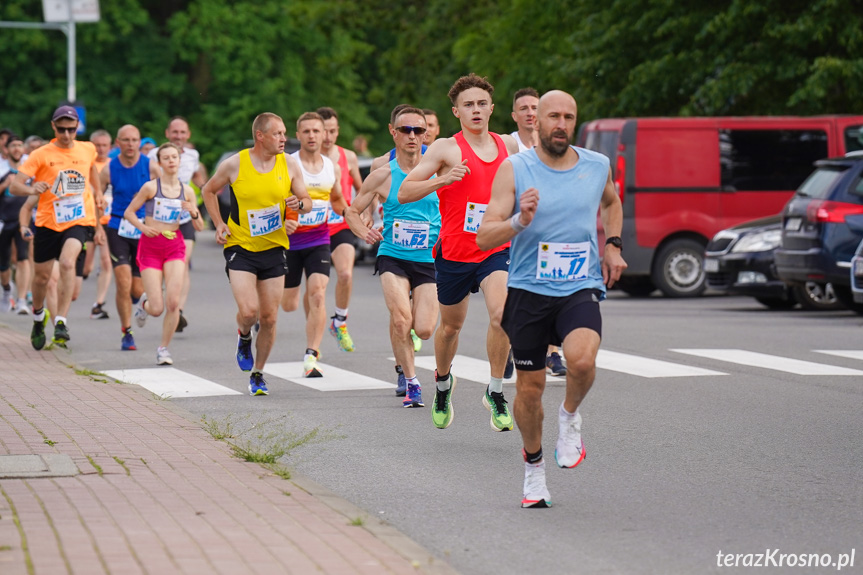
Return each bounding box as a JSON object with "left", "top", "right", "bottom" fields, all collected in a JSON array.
[{"left": 0, "top": 326, "right": 456, "bottom": 575}]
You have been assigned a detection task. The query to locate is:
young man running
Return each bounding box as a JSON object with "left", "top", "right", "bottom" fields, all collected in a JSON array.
[
  {"left": 317, "top": 107, "right": 364, "bottom": 352},
  {"left": 399, "top": 73, "right": 519, "bottom": 432},
  {"left": 10, "top": 106, "right": 105, "bottom": 350},
  {"left": 345, "top": 106, "right": 440, "bottom": 407},
  {"left": 477, "top": 90, "right": 627, "bottom": 508},
  {"left": 423, "top": 109, "right": 441, "bottom": 145},
  {"left": 85, "top": 129, "right": 114, "bottom": 320},
  {"left": 202, "top": 113, "right": 311, "bottom": 395},
  {"left": 281, "top": 112, "right": 347, "bottom": 378},
  {"left": 0, "top": 135, "right": 31, "bottom": 313}
]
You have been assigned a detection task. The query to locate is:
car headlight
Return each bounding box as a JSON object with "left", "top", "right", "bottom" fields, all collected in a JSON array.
[{"left": 731, "top": 229, "right": 782, "bottom": 253}]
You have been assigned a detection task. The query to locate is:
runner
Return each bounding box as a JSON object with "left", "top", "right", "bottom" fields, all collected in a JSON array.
[
  {"left": 125, "top": 143, "right": 204, "bottom": 365},
  {"left": 281, "top": 112, "right": 347, "bottom": 377},
  {"left": 10, "top": 106, "right": 105, "bottom": 350},
  {"left": 100, "top": 124, "right": 151, "bottom": 351},
  {"left": 317, "top": 106, "right": 364, "bottom": 352},
  {"left": 201, "top": 112, "right": 311, "bottom": 395},
  {"left": 148, "top": 116, "right": 207, "bottom": 332},
  {"left": 370, "top": 104, "right": 429, "bottom": 173},
  {"left": 86, "top": 129, "right": 114, "bottom": 320},
  {"left": 399, "top": 73, "right": 519, "bottom": 432},
  {"left": 477, "top": 90, "right": 626, "bottom": 508},
  {"left": 345, "top": 106, "right": 440, "bottom": 407},
  {"left": 0, "top": 135, "right": 31, "bottom": 313},
  {"left": 422, "top": 109, "right": 440, "bottom": 145}
]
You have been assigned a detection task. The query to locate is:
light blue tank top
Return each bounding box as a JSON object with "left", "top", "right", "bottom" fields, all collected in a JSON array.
[
  {"left": 377, "top": 158, "right": 441, "bottom": 263},
  {"left": 508, "top": 147, "right": 609, "bottom": 297}
]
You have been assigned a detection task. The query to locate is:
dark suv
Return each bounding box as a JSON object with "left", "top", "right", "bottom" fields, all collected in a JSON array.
[{"left": 774, "top": 154, "right": 863, "bottom": 312}]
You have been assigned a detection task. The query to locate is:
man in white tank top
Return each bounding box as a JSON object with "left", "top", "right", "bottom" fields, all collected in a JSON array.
[{"left": 510, "top": 87, "right": 539, "bottom": 152}]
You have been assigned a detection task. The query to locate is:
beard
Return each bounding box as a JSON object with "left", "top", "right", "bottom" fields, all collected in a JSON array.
[{"left": 539, "top": 129, "right": 571, "bottom": 157}]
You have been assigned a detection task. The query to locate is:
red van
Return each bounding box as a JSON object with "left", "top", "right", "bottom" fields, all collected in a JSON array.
[{"left": 577, "top": 116, "right": 863, "bottom": 297}]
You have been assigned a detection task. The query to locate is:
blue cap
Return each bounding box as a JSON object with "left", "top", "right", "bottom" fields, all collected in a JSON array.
[{"left": 140, "top": 137, "right": 157, "bottom": 149}]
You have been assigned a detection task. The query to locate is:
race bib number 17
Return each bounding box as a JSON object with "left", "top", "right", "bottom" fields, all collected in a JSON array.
[{"left": 536, "top": 241, "right": 590, "bottom": 281}]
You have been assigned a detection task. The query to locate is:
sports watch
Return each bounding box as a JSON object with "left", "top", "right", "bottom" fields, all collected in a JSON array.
[{"left": 605, "top": 236, "right": 623, "bottom": 251}]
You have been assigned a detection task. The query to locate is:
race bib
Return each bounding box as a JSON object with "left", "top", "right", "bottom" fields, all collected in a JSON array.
[
  {"left": 118, "top": 218, "right": 142, "bottom": 239},
  {"left": 178, "top": 210, "right": 193, "bottom": 224},
  {"left": 153, "top": 197, "right": 183, "bottom": 224},
  {"left": 328, "top": 205, "right": 345, "bottom": 225},
  {"left": 536, "top": 241, "right": 590, "bottom": 281},
  {"left": 393, "top": 219, "right": 430, "bottom": 250},
  {"left": 247, "top": 204, "right": 283, "bottom": 237},
  {"left": 53, "top": 194, "right": 86, "bottom": 224},
  {"left": 463, "top": 202, "right": 487, "bottom": 234},
  {"left": 297, "top": 199, "right": 330, "bottom": 226}
]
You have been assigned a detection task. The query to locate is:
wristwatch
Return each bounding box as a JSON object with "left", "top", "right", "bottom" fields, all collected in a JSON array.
[
  {"left": 605, "top": 236, "right": 623, "bottom": 251},
  {"left": 298, "top": 200, "right": 304, "bottom": 211}
]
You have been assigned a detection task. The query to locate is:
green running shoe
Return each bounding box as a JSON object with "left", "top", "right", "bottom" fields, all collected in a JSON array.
[
  {"left": 30, "top": 310, "right": 51, "bottom": 350},
  {"left": 432, "top": 372, "right": 456, "bottom": 429},
  {"left": 482, "top": 386, "right": 514, "bottom": 432},
  {"left": 329, "top": 318, "right": 355, "bottom": 352},
  {"left": 410, "top": 329, "right": 422, "bottom": 353}
]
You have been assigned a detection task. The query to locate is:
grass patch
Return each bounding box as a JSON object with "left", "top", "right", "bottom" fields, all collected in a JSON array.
[
  {"left": 43, "top": 439, "right": 56, "bottom": 446},
  {"left": 265, "top": 464, "right": 291, "bottom": 480},
  {"left": 73, "top": 367, "right": 108, "bottom": 383},
  {"left": 112, "top": 456, "right": 130, "bottom": 476},
  {"left": 350, "top": 517, "right": 365, "bottom": 526},
  {"left": 86, "top": 455, "right": 103, "bottom": 476},
  {"left": 0, "top": 545, "right": 12, "bottom": 551}
]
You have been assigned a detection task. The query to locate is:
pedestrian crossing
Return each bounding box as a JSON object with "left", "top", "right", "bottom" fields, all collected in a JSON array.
[{"left": 102, "top": 348, "right": 863, "bottom": 399}]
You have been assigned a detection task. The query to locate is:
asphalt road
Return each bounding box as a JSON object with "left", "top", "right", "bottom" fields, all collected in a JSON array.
[{"left": 3, "top": 234, "right": 861, "bottom": 575}]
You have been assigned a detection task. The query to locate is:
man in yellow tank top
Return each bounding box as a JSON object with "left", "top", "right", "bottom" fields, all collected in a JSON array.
[{"left": 202, "top": 112, "right": 312, "bottom": 396}]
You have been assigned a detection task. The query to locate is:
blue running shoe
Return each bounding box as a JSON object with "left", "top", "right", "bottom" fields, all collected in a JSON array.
[
  {"left": 403, "top": 382, "right": 424, "bottom": 408},
  {"left": 395, "top": 365, "right": 406, "bottom": 397},
  {"left": 121, "top": 329, "right": 137, "bottom": 351},
  {"left": 249, "top": 372, "right": 269, "bottom": 396},
  {"left": 236, "top": 331, "right": 254, "bottom": 372}
]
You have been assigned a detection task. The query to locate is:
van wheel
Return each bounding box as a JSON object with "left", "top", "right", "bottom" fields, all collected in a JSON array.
[
  {"left": 792, "top": 282, "right": 842, "bottom": 311},
  {"left": 651, "top": 239, "right": 707, "bottom": 298},
  {"left": 616, "top": 277, "right": 656, "bottom": 297}
]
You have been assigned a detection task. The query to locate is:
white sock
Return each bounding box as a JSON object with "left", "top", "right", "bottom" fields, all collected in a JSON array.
[
  {"left": 560, "top": 403, "right": 577, "bottom": 419},
  {"left": 33, "top": 309, "right": 45, "bottom": 322},
  {"left": 525, "top": 460, "right": 545, "bottom": 470},
  {"left": 334, "top": 307, "right": 348, "bottom": 327},
  {"left": 436, "top": 373, "right": 451, "bottom": 392},
  {"left": 55, "top": 315, "right": 67, "bottom": 325},
  {"left": 406, "top": 376, "right": 419, "bottom": 386},
  {"left": 488, "top": 376, "right": 503, "bottom": 394}
]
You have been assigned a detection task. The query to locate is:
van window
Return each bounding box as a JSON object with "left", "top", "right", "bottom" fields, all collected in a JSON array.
[
  {"left": 719, "top": 129, "right": 828, "bottom": 191},
  {"left": 846, "top": 125, "right": 863, "bottom": 153},
  {"left": 795, "top": 167, "right": 846, "bottom": 199},
  {"left": 583, "top": 130, "right": 619, "bottom": 163}
]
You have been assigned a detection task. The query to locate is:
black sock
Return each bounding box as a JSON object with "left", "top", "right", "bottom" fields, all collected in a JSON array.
[
  {"left": 305, "top": 348, "right": 318, "bottom": 358},
  {"left": 524, "top": 448, "right": 543, "bottom": 465},
  {"left": 395, "top": 365, "right": 404, "bottom": 374},
  {"left": 435, "top": 371, "right": 450, "bottom": 382},
  {"left": 1, "top": 284, "right": 10, "bottom": 291},
  {"left": 239, "top": 330, "right": 251, "bottom": 340},
  {"left": 332, "top": 313, "right": 347, "bottom": 322}
]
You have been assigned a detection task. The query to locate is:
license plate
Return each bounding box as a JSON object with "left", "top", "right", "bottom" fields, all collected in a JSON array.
[
  {"left": 703, "top": 258, "right": 719, "bottom": 273},
  {"left": 785, "top": 217, "right": 802, "bottom": 231}
]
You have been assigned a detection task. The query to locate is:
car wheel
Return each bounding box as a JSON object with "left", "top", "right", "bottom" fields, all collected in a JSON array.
[
  {"left": 831, "top": 284, "right": 863, "bottom": 315},
  {"left": 616, "top": 276, "right": 656, "bottom": 297},
  {"left": 651, "top": 238, "right": 707, "bottom": 298},
  {"left": 792, "top": 282, "right": 842, "bottom": 311},
  {"left": 755, "top": 296, "right": 797, "bottom": 310}
]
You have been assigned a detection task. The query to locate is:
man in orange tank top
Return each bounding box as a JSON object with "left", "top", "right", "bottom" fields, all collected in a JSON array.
[{"left": 400, "top": 74, "right": 520, "bottom": 432}]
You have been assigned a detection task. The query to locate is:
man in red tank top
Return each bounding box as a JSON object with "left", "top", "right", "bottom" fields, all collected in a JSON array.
[
  {"left": 317, "top": 107, "right": 364, "bottom": 352},
  {"left": 400, "top": 73, "right": 520, "bottom": 433}
]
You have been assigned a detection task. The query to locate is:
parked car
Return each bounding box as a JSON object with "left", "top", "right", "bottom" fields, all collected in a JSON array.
[
  {"left": 578, "top": 116, "right": 863, "bottom": 298},
  {"left": 704, "top": 215, "right": 840, "bottom": 310},
  {"left": 775, "top": 154, "right": 863, "bottom": 313}
]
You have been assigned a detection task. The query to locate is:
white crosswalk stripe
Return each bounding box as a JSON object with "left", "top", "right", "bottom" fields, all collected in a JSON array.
[
  {"left": 670, "top": 349, "right": 863, "bottom": 376},
  {"left": 263, "top": 362, "right": 394, "bottom": 391},
  {"left": 410, "top": 355, "right": 526, "bottom": 384},
  {"left": 596, "top": 350, "right": 726, "bottom": 378},
  {"left": 813, "top": 350, "right": 863, "bottom": 362},
  {"left": 102, "top": 368, "right": 242, "bottom": 398}
]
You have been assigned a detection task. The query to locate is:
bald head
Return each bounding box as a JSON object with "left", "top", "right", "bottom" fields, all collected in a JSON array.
[
  {"left": 116, "top": 124, "right": 142, "bottom": 160},
  {"left": 537, "top": 91, "right": 578, "bottom": 158},
  {"left": 538, "top": 90, "right": 577, "bottom": 116}
]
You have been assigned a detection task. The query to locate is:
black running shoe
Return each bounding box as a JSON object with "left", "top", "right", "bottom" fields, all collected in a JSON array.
[
  {"left": 30, "top": 310, "right": 50, "bottom": 350},
  {"left": 175, "top": 311, "right": 188, "bottom": 332},
  {"left": 53, "top": 320, "right": 70, "bottom": 348}
]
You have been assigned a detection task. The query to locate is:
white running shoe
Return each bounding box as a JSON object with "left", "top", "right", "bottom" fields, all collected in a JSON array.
[
  {"left": 0, "top": 291, "right": 12, "bottom": 313},
  {"left": 135, "top": 294, "right": 148, "bottom": 328},
  {"left": 555, "top": 408, "right": 585, "bottom": 469},
  {"left": 156, "top": 346, "right": 173, "bottom": 365},
  {"left": 522, "top": 460, "right": 551, "bottom": 508},
  {"left": 15, "top": 298, "right": 30, "bottom": 315}
]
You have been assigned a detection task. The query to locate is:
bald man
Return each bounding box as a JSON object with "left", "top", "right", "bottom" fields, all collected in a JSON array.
[{"left": 478, "top": 90, "right": 627, "bottom": 508}]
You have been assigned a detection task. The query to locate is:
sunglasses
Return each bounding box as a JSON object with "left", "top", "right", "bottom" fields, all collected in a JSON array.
[
  {"left": 54, "top": 126, "right": 78, "bottom": 134},
  {"left": 395, "top": 126, "right": 427, "bottom": 135}
]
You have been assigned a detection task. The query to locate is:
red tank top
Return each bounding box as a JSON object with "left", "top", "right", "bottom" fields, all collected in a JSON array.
[
  {"left": 435, "top": 131, "right": 510, "bottom": 262},
  {"left": 329, "top": 146, "right": 354, "bottom": 236}
]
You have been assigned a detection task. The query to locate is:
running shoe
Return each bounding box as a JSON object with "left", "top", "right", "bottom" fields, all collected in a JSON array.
[
  {"left": 431, "top": 372, "right": 456, "bottom": 429},
  {"left": 482, "top": 386, "right": 514, "bottom": 432},
  {"left": 555, "top": 409, "right": 585, "bottom": 469},
  {"left": 522, "top": 457, "right": 552, "bottom": 509},
  {"left": 236, "top": 331, "right": 254, "bottom": 372},
  {"left": 329, "top": 317, "right": 355, "bottom": 352},
  {"left": 135, "top": 293, "right": 148, "bottom": 328},
  {"left": 15, "top": 298, "right": 30, "bottom": 315},
  {"left": 303, "top": 353, "right": 323, "bottom": 378},
  {"left": 52, "top": 320, "right": 70, "bottom": 348},
  {"left": 504, "top": 349, "right": 514, "bottom": 379},
  {"left": 249, "top": 372, "right": 269, "bottom": 396},
  {"left": 403, "top": 382, "right": 424, "bottom": 408},
  {"left": 175, "top": 311, "right": 188, "bottom": 333},
  {"left": 121, "top": 329, "right": 137, "bottom": 351},
  {"left": 30, "top": 310, "right": 51, "bottom": 351},
  {"left": 90, "top": 303, "right": 109, "bottom": 319},
  {"left": 410, "top": 329, "right": 422, "bottom": 353},
  {"left": 156, "top": 346, "right": 173, "bottom": 365},
  {"left": 0, "top": 291, "right": 12, "bottom": 313},
  {"left": 395, "top": 365, "right": 406, "bottom": 397},
  {"left": 546, "top": 352, "right": 566, "bottom": 376}
]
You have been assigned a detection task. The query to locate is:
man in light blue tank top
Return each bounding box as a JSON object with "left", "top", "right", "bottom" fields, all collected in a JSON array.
[
  {"left": 345, "top": 107, "right": 440, "bottom": 408},
  {"left": 477, "top": 91, "right": 627, "bottom": 509}
]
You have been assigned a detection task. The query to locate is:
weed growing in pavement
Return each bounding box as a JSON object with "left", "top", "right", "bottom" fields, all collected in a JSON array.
[
  {"left": 112, "top": 456, "right": 131, "bottom": 476},
  {"left": 266, "top": 464, "right": 291, "bottom": 480},
  {"left": 201, "top": 414, "right": 235, "bottom": 440},
  {"left": 350, "top": 517, "right": 365, "bottom": 526},
  {"left": 86, "top": 455, "right": 103, "bottom": 476},
  {"left": 43, "top": 439, "right": 56, "bottom": 446},
  {"left": 282, "top": 490, "right": 291, "bottom": 497},
  {"left": 72, "top": 367, "right": 108, "bottom": 383},
  {"left": 0, "top": 545, "right": 11, "bottom": 551}
]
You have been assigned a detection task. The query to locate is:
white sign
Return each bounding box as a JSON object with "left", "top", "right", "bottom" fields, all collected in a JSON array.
[{"left": 43, "top": 0, "right": 101, "bottom": 23}]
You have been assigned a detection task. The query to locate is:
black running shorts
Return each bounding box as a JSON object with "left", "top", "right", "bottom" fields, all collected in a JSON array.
[
  {"left": 284, "top": 243, "right": 331, "bottom": 288},
  {"left": 106, "top": 226, "right": 141, "bottom": 276},
  {"left": 224, "top": 245, "right": 287, "bottom": 281},
  {"left": 34, "top": 225, "right": 89, "bottom": 264},
  {"left": 375, "top": 255, "right": 436, "bottom": 289}
]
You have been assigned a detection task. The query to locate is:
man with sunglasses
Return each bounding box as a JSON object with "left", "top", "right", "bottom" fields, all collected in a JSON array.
[
  {"left": 345, "top": 107, "right": 440, "bottom": 407},
  {"left": 11, "top": 106, "right": 105, "bottom": 350},
  {"left": 399, "top": 73, "right": 520, "bottom": 432}
]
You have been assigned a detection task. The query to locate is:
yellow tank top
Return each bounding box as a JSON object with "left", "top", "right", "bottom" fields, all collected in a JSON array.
[{"left": 226, "top": 149, "right": 293, "bottom": 252}]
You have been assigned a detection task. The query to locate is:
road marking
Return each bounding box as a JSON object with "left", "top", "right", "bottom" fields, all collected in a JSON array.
[
  {"left": 670, "top": 349, "right": 863, "bottom": 376},
  {"left": 596, "top": 350, "right": 726, "bottom": 378},
  {"left": 102, "top": 368, "right": 242, "bottom": 398},
  {"left": 409, "top": 355, "right": 526, "bottom": 384},
  {"left": 263, "top": 363, "right": 394, "bottom": 391},
  {"left": 813, "top": 350, "right": 863, "bottom": 362}
]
